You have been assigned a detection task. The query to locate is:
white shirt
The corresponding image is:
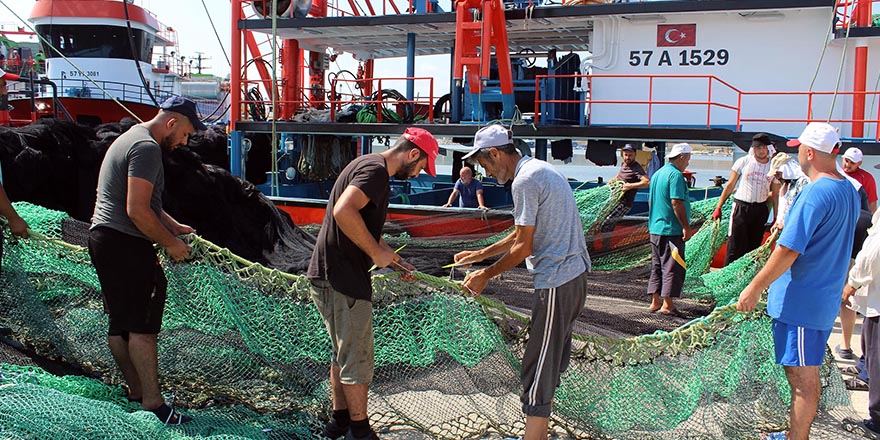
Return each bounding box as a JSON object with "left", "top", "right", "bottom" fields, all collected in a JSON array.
[
  {"left": 848, "top": 209, "right": 880, "bottom": 318},
  {"left": 731, "top": 155, "right": 776, "bottom": 203}
]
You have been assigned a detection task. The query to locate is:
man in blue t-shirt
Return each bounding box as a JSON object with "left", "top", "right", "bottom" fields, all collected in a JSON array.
[
  {"left": 646, "top": 143, "right": 693, "bottom": 315},
  {"left": 442, "top": 166, "right": 487, "bottom": 208},
  {"left": 737, "top": 122, "right": 860, "bottom": 440}
]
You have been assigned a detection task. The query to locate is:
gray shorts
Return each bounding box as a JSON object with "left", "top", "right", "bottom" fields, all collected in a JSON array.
[{"left": 310, "top": 279, "right": 375, "bottom": 385}]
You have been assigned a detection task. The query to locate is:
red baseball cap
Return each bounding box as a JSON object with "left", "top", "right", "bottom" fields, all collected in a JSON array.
[
  {"left": 401, "top": 127, "right": 438, "bottom": 176},
  {"left": 0, "top": 69, "right": 19, "bottom": 81}
]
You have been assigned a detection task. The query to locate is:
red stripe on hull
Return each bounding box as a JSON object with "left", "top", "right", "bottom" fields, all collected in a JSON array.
[
  {"left": 30, "top": 0, "right": 159, "bottom": 29},
  {"left": 10, "top": 97, "right": 159, "bottom": 125},
  {"left": 276, "top": 203, "right": 512, "bottom": 238}
]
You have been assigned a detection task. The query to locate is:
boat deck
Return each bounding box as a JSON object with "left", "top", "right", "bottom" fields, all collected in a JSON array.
[{"left": 240, "top": 0, "right": 832, "bottom": 58}]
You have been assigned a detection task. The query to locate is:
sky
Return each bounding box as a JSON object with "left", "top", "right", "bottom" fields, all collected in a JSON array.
[{"left": 0, "top": 0, "right": 452, "bottom": 97}]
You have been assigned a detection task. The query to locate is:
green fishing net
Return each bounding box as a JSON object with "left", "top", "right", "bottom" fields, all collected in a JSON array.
[{"left": 0, "top": 202, "right": 856, "bottom": 439}]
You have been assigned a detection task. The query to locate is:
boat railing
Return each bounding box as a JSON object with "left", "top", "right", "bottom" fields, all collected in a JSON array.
[
  {"left": 19, "top": 77, "right": 177, "bottom": 107},
  {"left": 8, "top": 77, "right": 222, "bottom": 120},
  {"left": 835, "top": 0, "right": 878, "bottom": 29},
  {"left": 533, "top": 73, "right": 880, "bottom": 141},
  {"left": 237, "top": 76, "right": 434, "bottom": 123},
  {"left": 328, "top": 77, "right": 435, "bottom": 123}
]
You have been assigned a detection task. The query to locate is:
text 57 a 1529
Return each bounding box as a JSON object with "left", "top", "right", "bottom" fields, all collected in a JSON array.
[{"left": 628, "top": 49, "right": 730, "bottom": 67}]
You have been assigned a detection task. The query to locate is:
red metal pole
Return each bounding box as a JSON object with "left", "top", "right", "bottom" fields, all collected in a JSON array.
[
  {"left": 706, "top": 76, "right": 713, "bottom": 128},
  {"left": 647, "top": 76, "right": 653, "bottom": 126},
  {"left": 853, "top": 46, "right": 868, "bottom": 137},
  {"left": 281, "top": 40, "right": 300, "bottom": 118},
  {"left": 231, "top": 1, "right": 242, "bottom": 129}
]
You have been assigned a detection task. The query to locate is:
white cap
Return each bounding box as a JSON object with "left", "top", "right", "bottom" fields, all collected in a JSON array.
[
  {"left": 843, "top": 147, "right": 863, "bottom": 163},
  {"left": 666, "top": 143, "right": 693, "bottom": 159},
  {"left": 463, "top": 125, "right": 512, "bottom": 160},
  {"left": 786, "top": 122, "right": 841, "bottom": 154},
  {"left": 778, "top": 161, "right": 805, "bottom": 180}
]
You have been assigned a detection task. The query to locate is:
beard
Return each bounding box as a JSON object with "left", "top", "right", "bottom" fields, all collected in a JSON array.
[
  {"left": 393, "top": 158, "right": 421, "bottom": 180},
  {"left": 159, "top": 134, "right": 175, "bottom": 152}
]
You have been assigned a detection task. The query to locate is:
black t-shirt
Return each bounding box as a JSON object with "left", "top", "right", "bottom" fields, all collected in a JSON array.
[
  {"left": 616, "top": 161, "right": 647, "bottom": 207},
  {"left": 307, "top": 154, "right": 390, "bottom": 300}
]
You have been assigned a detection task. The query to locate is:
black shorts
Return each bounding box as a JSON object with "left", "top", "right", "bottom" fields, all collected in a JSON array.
[{"left": 88, "top": 226, "right": 167, "bottom": 336}]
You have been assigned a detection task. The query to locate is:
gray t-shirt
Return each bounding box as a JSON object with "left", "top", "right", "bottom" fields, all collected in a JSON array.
[
  {"left": 512, "top": 156, "right": 591, "bottom": 289},
  {"left": 91, "top": 125, "right": 164, "bottom": 240}
]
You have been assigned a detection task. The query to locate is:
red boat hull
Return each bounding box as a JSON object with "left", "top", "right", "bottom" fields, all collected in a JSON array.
[
  {"left": 273, "top": 198, "right": 513, "bottom": 238},
  {"left": 11, "top": 97, "right": 160, "bottom": 126}
]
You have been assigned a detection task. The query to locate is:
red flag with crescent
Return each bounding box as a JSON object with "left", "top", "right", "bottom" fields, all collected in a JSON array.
[{"left": 657, "top": 24, "right": 696, "bottom": 47}]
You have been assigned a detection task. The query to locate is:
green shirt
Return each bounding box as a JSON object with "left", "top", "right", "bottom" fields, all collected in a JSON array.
[{"left": 648, "top": 163, "right": 690, "bottom": 236}]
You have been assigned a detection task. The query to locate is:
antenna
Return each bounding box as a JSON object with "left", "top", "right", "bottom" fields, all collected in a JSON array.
[{"left": 192, "top": 52, "right": 212, "bottom": 75}]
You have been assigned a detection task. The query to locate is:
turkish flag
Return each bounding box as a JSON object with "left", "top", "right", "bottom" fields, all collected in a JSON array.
[{"left": 657, "top": 24, "right": 696, "bottom": 47}]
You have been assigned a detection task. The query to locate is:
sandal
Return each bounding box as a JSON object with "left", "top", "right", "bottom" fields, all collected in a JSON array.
[
  {"left": 839, "top": 365, "right": 861, "bottom": 376},
  {"left": 149, "top": 403, "right": 192, "bottom": 425},
  {"left": 845, "top": 377, "right": 870, "bottom": 391}
]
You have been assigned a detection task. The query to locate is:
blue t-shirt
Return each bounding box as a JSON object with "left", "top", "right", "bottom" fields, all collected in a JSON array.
[
  {"left": 767, "top": 176, "right": 860, "bottom": 330},
  {"left": 454, "top": 178, "right": 483, "bottom": 208},
  {"left": 648, "top": 163, "right": 690, "bottom": 236}
]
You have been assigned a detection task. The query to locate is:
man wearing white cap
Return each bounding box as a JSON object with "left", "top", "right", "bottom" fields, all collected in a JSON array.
[
  {"left": 711, "top": 133, "right": 780, "bottom": 266},
  {"left": 737, "top": 122, "right": 860, "bottom": 440},
  {"left": 453, "top": 124, "right": 590, "bottom": 440},
  {"left": 646, "top": 143, "right": 693, "bottom": 315},
  {"left": 842, "top": 147, "right": 877, "bottom": 213}
]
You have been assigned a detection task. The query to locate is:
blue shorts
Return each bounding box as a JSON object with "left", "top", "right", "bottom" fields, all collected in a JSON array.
[{"left": 772, "top": 320, "right": 831, "bottom": 367}]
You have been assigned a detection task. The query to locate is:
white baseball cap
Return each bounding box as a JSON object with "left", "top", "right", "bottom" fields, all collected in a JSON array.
[
  {"left": 666, "top": 143, "right": 692, "bottom": 159},
  {"left": 463, "top": 125, "right": 512, "bottom": 160},
  {"left": 843, "top": 147, "right": 863, "bottom": 163},
  {"left": 786, "top": 122, "right": 841, "bottom": 153}
]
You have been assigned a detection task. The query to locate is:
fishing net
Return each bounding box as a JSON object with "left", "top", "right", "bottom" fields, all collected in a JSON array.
[{"left": 0, "top": 202, "right": 859, "bottom": 439}]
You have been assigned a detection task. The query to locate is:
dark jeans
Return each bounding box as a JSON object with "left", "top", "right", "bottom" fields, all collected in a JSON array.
[
  {"left": 725, "top": 199, "right": 769, "bottom": 265},
  {"left": 864, "top": 315, "right": 880, "bottom": 423}
]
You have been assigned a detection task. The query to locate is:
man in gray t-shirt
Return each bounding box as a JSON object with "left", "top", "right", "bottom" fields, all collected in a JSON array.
[
  {"left": 88, "top": 96, "right": 203, "bottom": 425},
  {"left": 454, "top": 125, "right": 590, "bottom": 440}
]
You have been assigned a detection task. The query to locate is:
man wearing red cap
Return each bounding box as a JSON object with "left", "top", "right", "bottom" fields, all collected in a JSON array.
[{"left": 307, "top": 127, "right": 438, "bottom": 440}]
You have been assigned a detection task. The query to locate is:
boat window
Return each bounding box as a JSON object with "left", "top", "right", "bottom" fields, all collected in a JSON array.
[{"left": 36, "top": 24, "right": 155, "bottom": 62}]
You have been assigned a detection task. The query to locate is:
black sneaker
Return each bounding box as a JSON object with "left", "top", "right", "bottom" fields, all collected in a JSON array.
[
  {"left": 344, "top": 429, "right": 380, "bottom": 440},
  {"left": 837, "top": 345, "right": 856, "bottom": 360},
  {"left": 322, "top": 419, "right": 347, "bottom": 439}
]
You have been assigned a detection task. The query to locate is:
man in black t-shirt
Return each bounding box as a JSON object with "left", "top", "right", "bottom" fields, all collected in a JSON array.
[
  {"left": 307, "top": 127, "right": 438, "bottom": 440},
  {"left": 598, "top": 144, "right": 649, "bottom": 251}
]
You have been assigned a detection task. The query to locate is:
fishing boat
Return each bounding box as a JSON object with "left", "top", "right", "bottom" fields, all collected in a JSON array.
[
  {"left": 221, "top": 0, "right": 876, "bottom": 236},
  {"left": 4, "top": 0, "right": 226, "bottom": 127}
]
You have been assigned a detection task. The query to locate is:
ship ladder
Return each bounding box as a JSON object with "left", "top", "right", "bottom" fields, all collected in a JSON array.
[{"left": 452, "top": 0, "right": 515, "bottom": 120}]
